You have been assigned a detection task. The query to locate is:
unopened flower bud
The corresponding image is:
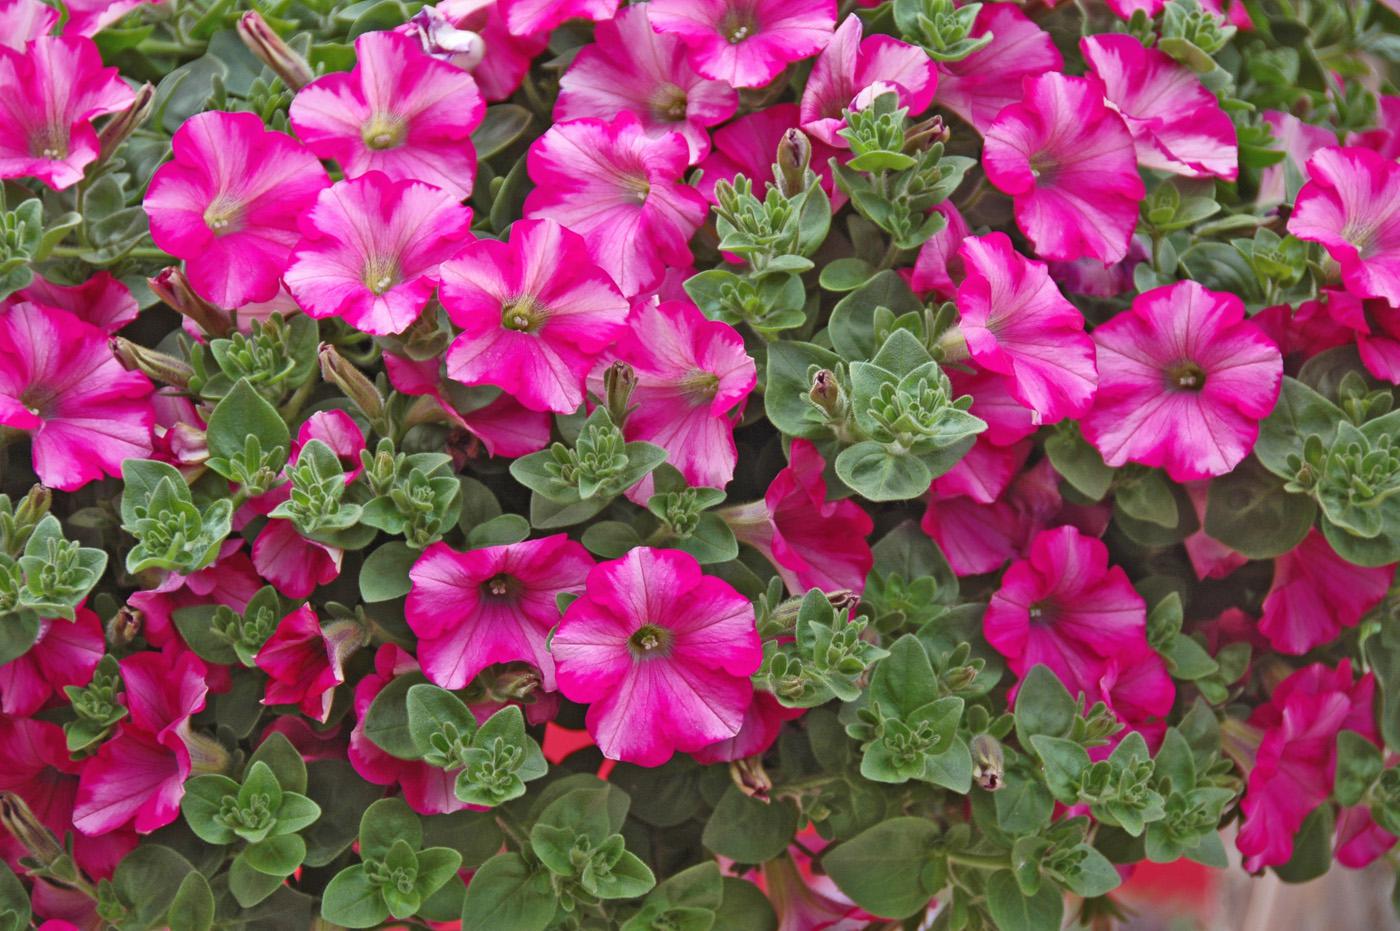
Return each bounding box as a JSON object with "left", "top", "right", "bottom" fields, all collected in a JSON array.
[
  {"left": 112, "top": 336, "right": 193, "bottom": 389},
  {"left": 809, "top": 369, "right": 844, "bottom": 418},
  {"left": 108, "top": 606, "right": 142, "bottom": 646},
  {"left": 826, "top": 589, "right": 860, "bottom": 615},
  {"left": 0, "top": 792, "right": 65, "bottom": 867},
  {"left": 487, "top": 666, "right": 542, "bottom": 702},
  {"left": 908, "top": 114, "right": 950, "bottom": 150},
  {"left": 971, "top": 734, "right": 1004, "bottom": 791},
  {"left": 319, "top": 343, "right": 384, "bottom": 421},
  {"left": 14, "top": 484, "right": 51, "bottom": 528},
  {"left": 97, "top": 83, "right": 155, "bottom": 164},
  {"left": 730, "top": 756, "right": 773, "bottom": 801},
  {"left": 185, "top": 731, "right": 233, "bottom": 776},
  {"left": 776, "top": 128, "right": 812, "bottom": 197},
  {"left": 237, "top": 12, "right": 313, "bottom": 91},
  {"left": 604, "top": 361, "right": 638, "bottom": 427},
  {"left": 149, "top": 266, "right": 233, "bottom": 338}
]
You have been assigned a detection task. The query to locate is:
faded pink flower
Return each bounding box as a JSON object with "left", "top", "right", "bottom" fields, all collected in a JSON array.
[
  {"left": 983, "top": 72, "right": 1145, "bottom": 264},
  {"left": 931, "top": 436, "right": 1032, "bottom": 506},
  {"left": 649, "top": 0, "right": 836, "bottom": 89},
  {"left": 255, "top": 606, "right": 356, "bottom": 723},
  {"left": 1083, "top": 281, "right": 1283, "bottom": 482},
  {"left": 799, "top": 13, "right": 936, "bottom": 147},
  {"left": 1081, "top": 33, "right": 1238, "bottom": 180},
  {"left": 1259, "top": 530, "right": 1394, "bottom": 655},
  {"left": 953, "top": 232, "right": 1098, "bottom": 424},
  {"left": 935, "top": 4, "right": 1061, "bottom": 134},
  {"left": 1323, "top": 289, "right": 1400, "bottom": 384},
  {"left": 406, "top": 535, "right": 593, "bottom": 691},
  {"left": 524, "top": 113, "right": 708, "bottom": 297},
  {"left": 0, "top": 35, "right": 134, "bottom": 190},
  {"left": 691, "top": 691, "right": 804, "bottom": 765},
  {"left": 128, "top": 547, "right": 262, "bottom": 649},
  {"left": 0, "top": 606, "right": 104, "bottom": 717},
  {"left": 556, "top": 2, "right": 738, "bottom": 165},
  {"left": 144, "top": 111, "right": 329, "bottom": 307},
  {"left": 0, "top": 302, "right": 153, "bottom": 491},
  {"left": 1288, "top": 146, "right": 1400, "bottom": 306},
  {"left": 551, "top": 547, "right": 762, "bottom": 766},
  {"left": 723, "top": 439, "right": 874, "bottom": 595},
  {"left": 289, "top": 30, "right": 485, "bottom": 199},
  {"left": 286, "top": 173, "right": 472, "bottom": 336},
  {"left": 440, "top": 218, "right": 629, "bottom": 413},
  {"left": 588, "top": 299, "right": 756, "bottom": 499}
]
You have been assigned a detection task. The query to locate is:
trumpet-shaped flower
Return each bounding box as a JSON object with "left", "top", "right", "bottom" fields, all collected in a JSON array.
[
  {"left": 255, "top": 606, "right": 355, "bottom": 723},
  {"left": 954, "top": 232, "right": 1098, "bottom": 424},
  {"left": 286, "top": 173, "right": 472, "bottom": 335},
  {"left": 145, "top": 111, "right": 329, "bottom": 307},
  {"left": 983, "top": 72, "right": 1144, "bottom": 264},
  {"left": 12, "top": 271, "right": 140, "bottom": 333},
  {"left": 649, "top": 0, "right": 836, "bottom": 89},
  {"left": 524, "top": 113, "right": 709, "bottom": 297},
  {"left": 1083, "top": 281, "right": 1283, "bottom": 481},
  {"left": 501, "top": 0, "right": 618, "bottom": 36},
  {"left": 1259, "top": 530, "right": 1394, "bottom": 655},
  {"left": 551, "top": 547, "right": 763, "bottom": 766},
  {"left": 0, "top": 302, "right": 154, "bottom": 491},
  {"left": 0, "top": 35, "right": 134, "bottom": 190},
  {"left": 695, "top": 102, "right": 842, "bottom": 206},
  {"left": 556, "top": 2, "right": 737, "bottom": 164},
  {"left": 440, "top": 218, "right": 629, "bottom": 413},
  {"left": 935, "top": 4, "right": 1061, "bottom": 134},
  {"left": 406, "top": 535, "right": 593, "bottom": 691},
  {"left": 0, "top": 607, "right": 104, "bottom": 717},
  {"left": 1288, "top": 146, "right": 1400, "bottom": 306},
  {"left": 289, "top": 30, "right": 484, "bottom": 199}
]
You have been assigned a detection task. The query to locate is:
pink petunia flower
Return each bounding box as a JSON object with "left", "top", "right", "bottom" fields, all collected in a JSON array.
[
  {"left": 0, "top": 606, "right": 104, "bottom": 717},
  {"left": 0, "top": 0, "right": 56, "bottom": 50},
  {"left": 1237, "top": 660, "right": 1377, "bottom": 870},
  {"left": 798, "top": 13, "right": 937, "bottom": 148},
  {"left": 289, "top": 30, "right": 485, "bottom": 199},
  {"left": 691, "top": 690, "right": 805, "bottom": 765},
  {"left": 723, "top": 439, "right": 874, "bottom": 595},
  {"left": 383, "top": 351, "right": 552, "bottom": 457},
  {"left": 931, "top": 437, "right": 1032, "bottom": 506},
  {"left": 11, "top": 271, "right": 140, "bottom": 333},
  {"left": 983, "top": 524, "right": 1172, "bottom": 718},
  {"left": 947, "top": 365, "right": 1039, "bottom": 447},
  {"left": 695, "top": 102, "right": 843, "bottom": 207},
  {"left": 349, "top": 645, "right": 465, "bottom": 815},
  {"left": 556, "top": 2, "right": 738, "bottom": 165},
  {"left": 1258, "top": 530, "right": 1395, "bottom": 655},
  {"left": 934, "top": 4, "right": 1062, "bottom": 134},
  {"left": 923, "top": 458, "right": 1070, "bottom": 577},
  {"left": 649, "top": 0, "right": 836, "bottom": 89},
  {"left": 952, "top": 232, "right": 1098, "bottom": 424},
  {"left": 1322, "top": 289, "right": 1400, "bottom": 384},
  {"left": 909, "top": 203, "right": 969, "bottom": 300},
  {"left": 1257, "top": 110, "right": 1335, "bottom": 209},
  {"left": 144, "top": 111, "right": 330, "bottom": 308},
  {"left": 406, "top": 535, "right": 593, "bottom": 691},
  {"left": 523, "top": 113, "right": 709, "bottom": 297},
  {"left": 417, "top": 0, "right": 547, "bottom": 102},
  {"left": 0, "top": 35, "right": 134, "bottom": 190},
  {"left": 1288, "top": 146, "right": 1400, "bottom": 306},
  {"left": 1081, "top": 34, "right": 1238, "bottom": 180},
  {"left": 285, "top": 172, "right": 472, "bottom": 336},
  {"left": 500, "top": 0, "right": 617, "bottom": 36},
  {"left": 983, "top": 72, "right": 1145, "bottom": 264},
  {"left": 254, "top": 606, "right": 357, "bottom": 723},
  {"left": 551, "top": 547, "right": 763, "bottom": 766},
  {"left": 1083, "top": 280, "right": 1283, "bottom": 482},
  {"left": 588, "top": 299, "right": 756, "bottom": 499},
  {"left": 440, "top": 218, "right": 630, "bottom": 414},
  {"left": 251, "top": 519, "right": 343, "bottom": 600},
  {"left": 0, "top": 302, "right": 154, "bottom": 491},
  {"left": 127, "top": 547, "right": 262, "bottom": 649}
]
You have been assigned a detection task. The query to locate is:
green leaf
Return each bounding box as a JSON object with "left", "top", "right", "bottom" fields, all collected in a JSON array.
[
  {"left": 765, "top": 340, "right": 843, "bottom": 439},
  {"left": 245, "top": 731, "right": 307, "bottom": 794},
  {"left": 302, "top": 760, "right": 385, "bottom": 867},
  {"left": 321, "top": 865, "right": 389, "bottom": 929},
  {"left": 0, "top": 863, "right": 31, "bottom": 931},
  {"left": 835, "top": 441, "right": 934, "bottom": 501},
  {"left": 206, "top": 378, "right": 290, "bottom": 477},
  {"left": 473, "top": 104, "right": 533, "bottom": 160},
  {"left": 702, "top": 786, "right": 798, "bottom": 863},
  {"left": 823, "top": 818, "right": 942, "bottom": 919},
  {"left": 406, "top": 683, "right": 478, "bottom": 760},
  {"left": 466, "top": 513, "right": 531, "bottom": 548},
  {"left": 995, "top": 772, "right": 1054, "bottom": 836},
  {"left": 359, "top": 798, "right": 422, "bottom": 860},
  {"left": 1054, "top": 844, "right": 1121, "bottom": 898},
  {"left": 1335, "top": 730, "right": 1384, "bottom": 807},
  {"left": 868, "top": 635, "right": 940, "bottom": 719},
  {"left": 1273, "top": 805, "right": 1334, "bottom": 883},
  {"left": 421, "top": 810, "right": 505, "bottom": 870},
  {"left": 414, "top": 847, "right": 465, "bottom": 900},
  {"left": 819, "top": 257, "right": 877, "bottom": 292},
  {"left": 985, "top": 869, "right": 1064, "bottom": 931},
  {"left": 362, "top": 671, "right": 428, "bottom": 760},
  {"left": 1203, "top": 455, "right": 1315, "bottom": 558},
  {"left": 0, "top": 612, "right": 40, "bottom": 667},
  {"left": 1013, "top": 665, "right": 1077, "bottom": 746},
  {"left": 180, "top": 774, "right": 240, "bottom": 845},
  {"left": 1115, "top": 470, "right": 1180, "bottom": 528},
  {"left": 359, "top": 542, "right": 417, "bottom": 603},
  {"left": 243, "top": 834, "right": 306, "bottom": 877},
  {"left": 120, "top": 459, "right": 190, "bottom": 525},
  {"left": 1029, "top": 736, "right": 1090, "bottom": 803},
  {"left": 714, "top": 876, "right": 778, "bottom": 931},
  {"left": 460, "top": 853, "right": 557, "bottom": 931},
  {"left": 166, "top": 869, "right": 215, "bottom": 931},
  {"left": 1254, "top": 377, "right": 1344, "bottom": 479},
  {"left": 1045, "top": 425, "right": 1115, "bottom": 501},
  {"left": 112, "top": 845, "right": 195, "bottom": 926}
]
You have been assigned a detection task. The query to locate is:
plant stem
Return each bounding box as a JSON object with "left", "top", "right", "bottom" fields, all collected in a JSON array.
[{"left": 946, "top": 850, "right": 1011, "bottom": 870}]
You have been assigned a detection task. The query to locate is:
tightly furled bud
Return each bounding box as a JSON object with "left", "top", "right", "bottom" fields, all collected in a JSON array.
[
  {"left": 97, "top": 83, "right": 155, "bottom": 164},
  {"left": 319, "top": 343, "right": 384, "bottom": 421},
  {"left": 0, "top": 792, "right": 66, "bottom": 867},
  {"left": 809, "top": 369, "right": 845, "bottom": 418},
  {"left": 237, "top": 12, "right": 314, "bottom": 91},
  {"left": 730, "top": 757, "right": 773, "bottom": 801},
  {"left": 971, "top": 734, "right": 1005, "bottom": 791},
  {"left": 604, "top": 361, "right": 638, "bottom": 428},
  {"left": 148, "top": 266, "right": 233, "bottom": 338},
  {"left": 776, "top": 128, "right": 812, "bottom": 197},
  {"left": 112, "top": 336, "right": 194, "bottom": 389}
]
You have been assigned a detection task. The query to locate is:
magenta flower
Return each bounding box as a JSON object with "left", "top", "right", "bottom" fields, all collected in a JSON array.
[
  {"left": 501, "top": 0, "right": 618, "bottom": 36},
  {"left": 953, "top": 232, "right": 1098, "bottom": 424},
  {"left": 799, "top": 13, "right": 937, "bottom": 147},
  {"left": 935, "top": 4, "right": 1061, "bottom": 134},
  {"left": 923, "top": 458, "right": 1068, "bottom": 577},
  {"left": 984, "top": 525, "right": 1171, "bottom": 716},
  {"left": 419, "top": 0, "right": 547, "bottom": 102},
  {"left": 909, "top": 202, "right": 969, "bottom": 300},
  {"left": 524, "top": 113, "right": 708, "bottom": 297},
  {"left": 252, "top": 518, "right": 343, "bottom": 600},
  {"left": 0, "top": 719, "right": 80, "bottom": 866},
  {"left": 0, "top": 606, "right": 104, "bottom": 717},
  {"left": 349, "top": 645, "right": 465, "bottom": 815},
  {"left": 383, "top": 351, "right": 552, "bottom": 457},
  {"left": 0, "top": 35, "right": 134, "bottom": 190},
  {"left": 145, "top": 111, "right": 329, "bottom": 308},
  {"left": 127, "top": 548, "right": 261, "bottom": 649},
  {"left": 695, "top": 102, "right": 842, "bottom": 207},
  {"left": 1082, "top": 281, "right": 1283, "bottom": 481},
  {"left": 649, "top": 0, "right": 836, "bottom": 89},
  {"left": 1258, "top": 110, "right": 1336, "bottom": 208},
  {"left": 406, "top": 535, "right": 593, "bottom": 691},
  {"left": 556, "top": 3, "right": 738, "bottom": 165},
  {"left": 983, "top": 72, "right": 1145, "bottom": 264},
  {"left": 1288, "top": 146, "right": 1400, "bottom": 306},
  {"left": 691, "top": 691, "right": 804, "bottom": 765},
  {"left": 1081, "top": 34, "right": 1238, "bottom": 180},
  {"left": 255, "top": 606, "right": 357, "bottom": 723},
  {"left": 289, "top": 30, "right": 484, "bottom": 199},
  {"left": 1324, "top": 289, "right": 1400, "bottom": 384},
  {"left": 0, "top": 302, "right": 154, "bottom": 491},
  {"left": 724, "top": 439, "right": 874, "bottom": 595},
  {"left": 13, "top": 271, "right": 140, "bottom": 333},
  {"left": 440, "top": 218, "right": 629, "bottom": 413},
  {"left": 589, "top": 299, "right": 756, "bottom": 498},
  {"left": 0, "top": 0, "right": 57, "bottom": 50},
  {"left": 1238, "top": 661, "right": 1377, "bottom": 870},
  {"left": 285, "top": 173, "right": 472, "bottom": 336},
  {"left": 551, "top": 547, "right": 762, "bottom": 766},
  {"left": 1259, "top": 530, "right": 1394, "bottom": 655}
]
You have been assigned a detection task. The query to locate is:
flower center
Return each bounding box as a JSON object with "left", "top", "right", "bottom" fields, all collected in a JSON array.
[
  {"left": 482, "top": 574, "right": 519, "bottom": 599},
  {"left": 29, "top": 122, "right": 68, "bottom": 160},
  {"left": 501, "top": 296, "right": 545, "bottom": 333},
  {"left": 720, "top": 7, "right": 758, "bottom": 44},
  {"left": 203, "top": 195, "right": 245, "bottom": 235},
  {"left": 652, "top": 85, "right": 689, "bottom": 123},
  {"left": 1166, "top": 360, "right": 1207, "bottom": 391},
  {"left": 361, "top": 115, "right": 406, "bottom": 150},
  {"left": 363, "top": 255, "right": 400, "bottom": 295},
  {"left": 628, "top": 624, "right": 673, "bottom": 659},
  {"left": 1027, "top": 600, "right": 1058, "bottom": 624},
  {"left": 681, "top": 369, "right": 720, "bottom": 403}
]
